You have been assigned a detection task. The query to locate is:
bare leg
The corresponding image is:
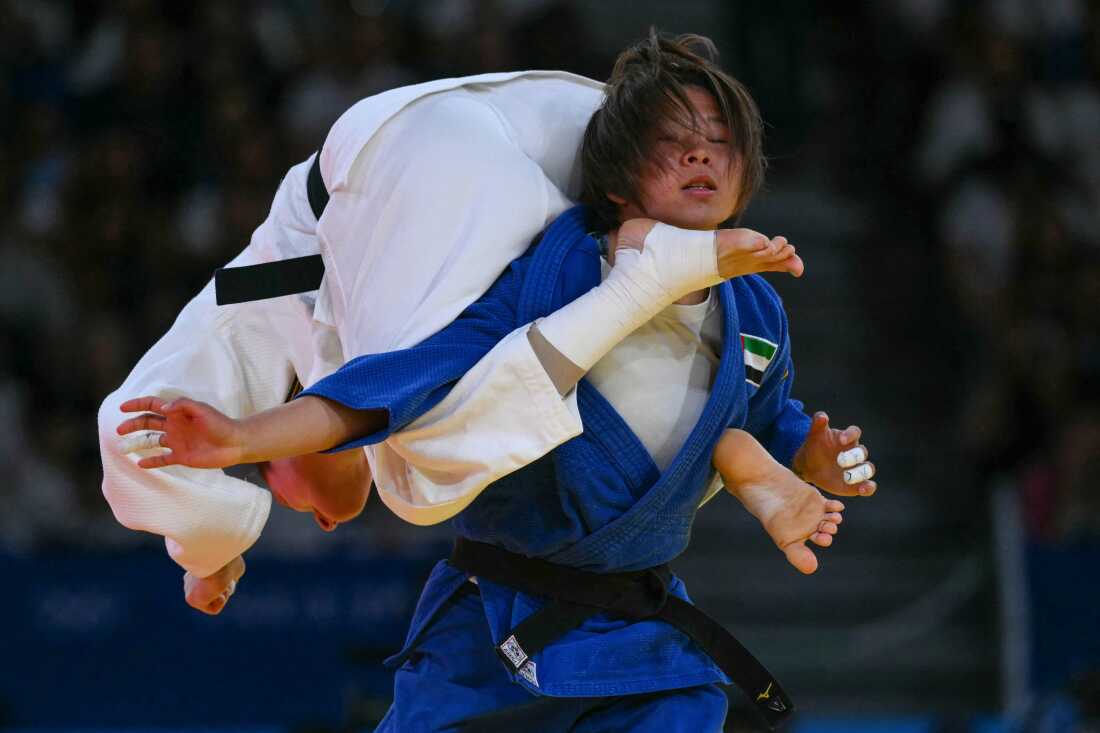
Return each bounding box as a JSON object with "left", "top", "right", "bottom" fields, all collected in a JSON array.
[{"left": 713, "top": 429, "right": 845, "bottom": 574}]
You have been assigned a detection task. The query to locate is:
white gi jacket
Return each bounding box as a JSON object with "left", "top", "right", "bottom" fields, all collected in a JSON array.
[{"left": 99, "top": 72, "right": 600, "bottom": 577}]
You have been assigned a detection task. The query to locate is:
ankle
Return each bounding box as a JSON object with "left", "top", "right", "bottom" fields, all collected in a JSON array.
[{"left": 714, "top": 430, "right": 785, "bottom": 492}]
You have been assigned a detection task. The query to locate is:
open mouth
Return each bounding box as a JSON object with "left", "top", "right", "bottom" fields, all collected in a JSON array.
[{"left": 681, "top": 176, "right": 717, "bottom": 192}]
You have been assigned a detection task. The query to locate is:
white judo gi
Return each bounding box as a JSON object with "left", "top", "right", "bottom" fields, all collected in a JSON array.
[{"left": 98, "top": 72, "right": 600, "bottom": 578}]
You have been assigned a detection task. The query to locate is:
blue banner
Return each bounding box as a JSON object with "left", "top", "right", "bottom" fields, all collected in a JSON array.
[{"left": 0, "top": 547, "right": 445, "bottom": 727}]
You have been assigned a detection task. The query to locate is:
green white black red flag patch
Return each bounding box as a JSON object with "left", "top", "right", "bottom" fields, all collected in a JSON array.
[{"left": 741, "top": 333, "right": 777, "bottom": 387}]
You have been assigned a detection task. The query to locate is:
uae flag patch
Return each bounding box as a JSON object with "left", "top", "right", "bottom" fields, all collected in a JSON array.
[{"left": 741, "top": 333, "right": 778, "bottom": 387}]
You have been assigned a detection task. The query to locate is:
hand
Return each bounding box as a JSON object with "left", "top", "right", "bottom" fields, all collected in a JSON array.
[
  {"left": 611, "top": 219, "right": 803, "bottom": 279},
  {"left": 184, "top": 555, "right": 245, "bottom": 615},
  {"left": 117, "top": 396, "right": 245, "bottom": 469},
  {"left": 716, "top": 229, "right": 804, "bottom": 279},
  {"left": 791, "top": 412, "right": 877, "bottom": 497}
]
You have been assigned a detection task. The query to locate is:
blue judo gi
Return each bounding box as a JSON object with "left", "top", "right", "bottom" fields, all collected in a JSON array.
[{"left": 303, "top": 206, "right": 812, "bottom": 731}]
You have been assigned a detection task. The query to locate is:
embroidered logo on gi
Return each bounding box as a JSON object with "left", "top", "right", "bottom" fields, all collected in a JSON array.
[
  {"left": 741, "top": 333, "right": 778, "bottom": 387},
  {"left": 756, "top": 683, "right": 787, "bottom": 713},
  {"left": 499, "top": 635, "right": 528, "bottom": 669},
  {"left": 518, "top": 660, "right": 539, "bottom": 687}
]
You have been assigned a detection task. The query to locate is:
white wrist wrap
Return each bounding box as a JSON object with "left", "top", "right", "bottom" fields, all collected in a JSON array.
[{"left": 536, "top": 223, "right": 720, "bottom": 370}]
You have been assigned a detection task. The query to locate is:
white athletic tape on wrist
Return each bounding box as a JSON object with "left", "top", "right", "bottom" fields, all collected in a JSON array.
[
  {"left": 536, "top": 224, "right": 719, "bottom": 370},
  {"left": 837, "top": 446, "right": 868, "bottom": 468},
  {"left": 843, "top": 463, "right": 875, "bottom": 485}
]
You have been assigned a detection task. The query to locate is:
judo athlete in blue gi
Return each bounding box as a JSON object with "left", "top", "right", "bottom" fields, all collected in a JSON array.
[{"left": 118, "top": 32, "right": 878, "bottom": 732}]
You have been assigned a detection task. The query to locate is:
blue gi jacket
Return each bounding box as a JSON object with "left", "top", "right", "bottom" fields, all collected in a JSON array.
[{"left": 303, "top": 206, "right": 811, "bottom": 696}]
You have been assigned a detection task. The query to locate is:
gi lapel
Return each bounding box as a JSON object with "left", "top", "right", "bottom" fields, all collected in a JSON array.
[
  {"left": 517, "top": 207, "right": 750, "bottom": 570},
  {"left": 549, "top": 283, "right": 747, "bottom": 570}
]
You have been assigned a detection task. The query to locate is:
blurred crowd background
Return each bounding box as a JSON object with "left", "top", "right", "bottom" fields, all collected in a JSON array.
[{"left": 1, "top": 0, "right": 1097, "bottom": 731}]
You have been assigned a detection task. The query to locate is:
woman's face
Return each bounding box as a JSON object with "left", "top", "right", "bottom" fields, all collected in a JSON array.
[{"left": 610, "top": 86, "right": 741, "bottom": 231}]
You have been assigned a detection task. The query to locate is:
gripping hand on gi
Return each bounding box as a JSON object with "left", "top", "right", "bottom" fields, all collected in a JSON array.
[
  {"left": 791, "top": 412, "right": 877, "bottom": 497},
  {"left": 117, "top": 395, "right": 373, "bottom": 532},
  {"left": 118, "top": 396, "right": 247, "bottom": 469}
]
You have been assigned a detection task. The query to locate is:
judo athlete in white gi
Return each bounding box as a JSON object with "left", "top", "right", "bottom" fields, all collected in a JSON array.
[
  {"left": 117, "top": 33, "right": 879, "bottom": 731},
  {"left": 97, "top": 70, "right": 611, "bottom": 611}
]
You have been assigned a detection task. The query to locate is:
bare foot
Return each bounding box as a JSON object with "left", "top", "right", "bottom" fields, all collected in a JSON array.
[{"left": 714, "top": 430, "right": 845, "bottom": 574}]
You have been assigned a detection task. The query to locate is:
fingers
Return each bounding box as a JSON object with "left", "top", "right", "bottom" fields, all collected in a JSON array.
[
  {"left": 118, "top": 431, "right": 164, "bottom": 454},
  {"left": 837, "top": 445, "right": 867, "bottom": 468},
  {"left": 117, "top": 413, "right": 167, "bottom": 435},
  {"left": 137, "top": 452, "right": 178, "bottom": 469},
  {"left": 823, "top": 499, "right": 845, "bottom": 514},
  {"left": 811, "top": 412, "right": 829, "bottom": 433},
  {"left": 823, "top": 511, "right": 843, "bottom": 525},
  {"left": 119, "top": 396, "right": 168, "bottom": 414},
  {"left": 843, "top": 462, "right": 876, "bottom": 485},
  {"left": 856, "top": 480, "right": 877, "bottom": 497},
  {"left": 839, "top": 425, "right": 862, "bottom": 446},
  {"left": 118, "top": 430, "right": 176, "bottom": 469}
]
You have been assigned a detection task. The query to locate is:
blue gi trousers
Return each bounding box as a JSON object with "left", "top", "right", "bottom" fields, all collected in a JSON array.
[{"left": 375, "top": 586, "right": 728, "bottom": 732}]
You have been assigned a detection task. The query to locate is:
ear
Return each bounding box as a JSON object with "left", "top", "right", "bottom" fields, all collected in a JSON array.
[{"left": 606, "top": 192, "right": 627, "bottom": 205}]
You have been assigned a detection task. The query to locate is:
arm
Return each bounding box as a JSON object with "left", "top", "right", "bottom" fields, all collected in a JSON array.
[
  {"left": 116, "top": 394, "right": 386, "bottom": 469},
  {"left": 118, "top": 219, "right": 804, "bottom": 523},
  {"left": 532, "top": 219, "right": 802, "bottom": 395}
]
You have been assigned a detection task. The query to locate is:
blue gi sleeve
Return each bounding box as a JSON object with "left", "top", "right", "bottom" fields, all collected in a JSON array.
[
  {"left": 741, "top": 308, "right": 812, "bottom": 469},
  {"left": 300, "top": 257, "right": 528, "bottom": 449}
]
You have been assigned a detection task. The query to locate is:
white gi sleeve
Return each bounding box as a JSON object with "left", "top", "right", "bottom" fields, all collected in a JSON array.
[
  {"left": 99, "top": 396, "right": 271, "bottom": 579},
  {"left": 368, "top": 325, "right": 582, "bottom": 525},
  {"left": 98, "top": 155, "right": 327, "bottom": 578}
]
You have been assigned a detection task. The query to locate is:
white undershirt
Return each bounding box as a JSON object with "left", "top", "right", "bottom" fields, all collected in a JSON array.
[{"left": 586, "top": 257, "right": 724, "bottom": 472}]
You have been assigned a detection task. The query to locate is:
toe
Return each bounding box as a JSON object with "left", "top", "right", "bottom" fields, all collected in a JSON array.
[{"left": 783, "top": 543, "right": 819, "bottom": 575}]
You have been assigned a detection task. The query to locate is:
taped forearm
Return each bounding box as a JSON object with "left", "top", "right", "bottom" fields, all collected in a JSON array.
[{"left": 534, "top": 223, "right": 719, "bottom": 372}]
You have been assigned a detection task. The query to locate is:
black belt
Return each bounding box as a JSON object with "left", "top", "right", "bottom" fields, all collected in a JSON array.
[
  {"left": 214, "top": 152, "right": 328, "bottom": 305},
  {"left": 450, "top": 538, "right": 795, "bottom": 730}
]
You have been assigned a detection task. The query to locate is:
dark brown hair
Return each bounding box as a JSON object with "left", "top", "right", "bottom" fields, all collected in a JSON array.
[{"left": 580, "top": 30, "right": 765, "bottom": 231}]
